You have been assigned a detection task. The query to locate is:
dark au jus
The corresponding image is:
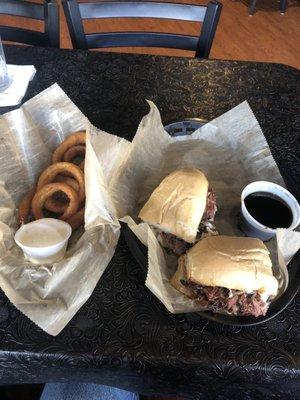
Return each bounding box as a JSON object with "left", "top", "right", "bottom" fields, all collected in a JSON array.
[{"left": 244, "top": 192, "right": 293, "bottom": 229}]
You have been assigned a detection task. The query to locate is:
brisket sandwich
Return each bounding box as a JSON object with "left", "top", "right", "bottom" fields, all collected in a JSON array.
[
  {"left": 138, "top": 168, "right": 217, "bottom": 255},
  {"left": 171, "top": 235, "right": 278, "bottom": 317}
]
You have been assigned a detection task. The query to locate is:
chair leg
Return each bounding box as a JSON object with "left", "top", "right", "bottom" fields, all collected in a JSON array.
[
  {"left": 280, "top": 0, "right": 288, "bottom": 14},
  {"left": 249, "top": 0, "right": 258, "bottom": 15}
]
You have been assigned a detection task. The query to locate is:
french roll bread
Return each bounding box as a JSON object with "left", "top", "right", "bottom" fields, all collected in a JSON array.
[
  {"left": 139, "top": 168, "right": 209, "bottom": 244},
  {"left": 171, "top": 235, "right": 278, "bottom": 317}
]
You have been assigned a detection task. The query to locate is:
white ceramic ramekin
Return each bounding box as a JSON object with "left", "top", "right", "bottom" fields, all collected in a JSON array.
[{"left": 240, "top": 181, "right": 300, "bottom": 241}]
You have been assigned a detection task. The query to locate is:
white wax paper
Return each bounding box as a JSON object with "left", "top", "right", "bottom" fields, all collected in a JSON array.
[{"left": 0, "top": 84, "right": 123, "bottom": 335}]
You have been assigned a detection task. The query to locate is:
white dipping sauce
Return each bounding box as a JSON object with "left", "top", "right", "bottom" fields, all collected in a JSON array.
[
  {"left": 18, "top": 224, "right": 65, "bottom": 247},
  {"left": 15, "top": 218, "right": 72, "bottom": 264}
]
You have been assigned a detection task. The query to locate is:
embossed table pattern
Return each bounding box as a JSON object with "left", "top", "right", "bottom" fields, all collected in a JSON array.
[{"left": 0, "top": 45, "right": 299, "bottom": 400}]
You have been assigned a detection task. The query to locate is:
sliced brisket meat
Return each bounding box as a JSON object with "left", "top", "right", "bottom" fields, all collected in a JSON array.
[
  {"left": 203, "top": 188, "right": 217, "bottom": 222},
  {"left": 158, "top": 187, "right": 218, "bottom": 256},
  {"left": 160, "top": 232, "right": 192, "bottom": 256},
  {"left": 181, "top": 281, "right": 268, "bottom": 317}
]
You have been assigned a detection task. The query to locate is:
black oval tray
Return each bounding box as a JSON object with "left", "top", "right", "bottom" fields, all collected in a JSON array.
[{"left": 121, "top": 119, "right": 300, "bottom": 326}]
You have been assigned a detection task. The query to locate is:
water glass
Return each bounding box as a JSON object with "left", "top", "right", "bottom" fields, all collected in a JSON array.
[{"left": 0, "top": 37, "right": 11, "bottom": 92}]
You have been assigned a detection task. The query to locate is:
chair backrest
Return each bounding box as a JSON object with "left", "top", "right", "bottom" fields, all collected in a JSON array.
[
  {"left": 0, "top": 0, "right": 59, "bottom": 47},
  {"left": 62, "top": 0, "right": 222, "bottom": 58}
]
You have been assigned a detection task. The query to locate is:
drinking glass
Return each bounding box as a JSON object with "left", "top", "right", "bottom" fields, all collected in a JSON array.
[{"left": 0, "top": 37, "right": 11, "bottom": 92}]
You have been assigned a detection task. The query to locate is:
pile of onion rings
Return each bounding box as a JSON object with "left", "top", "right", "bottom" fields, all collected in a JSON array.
[{"left": 17, "top": 131, "right": 86, "bottom": 230}]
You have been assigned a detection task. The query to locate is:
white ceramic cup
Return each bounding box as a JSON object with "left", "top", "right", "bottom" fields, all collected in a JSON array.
[
  {"left": 240, "top": 181, "right": 300, "bottom": 241},
  {"left": 15, "top": 218, "right": 72, "bottom": 265}
]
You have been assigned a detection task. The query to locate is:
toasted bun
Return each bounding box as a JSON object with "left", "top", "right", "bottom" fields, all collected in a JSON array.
[
  {"left": 183, "top": 235, "right": 278, "bottom": 296},
  {"left": 138, "top": 168, "right": 208, "bottom": 243},
  {"left": 170, "top": 255, "right": 197, "bottom": 299}
]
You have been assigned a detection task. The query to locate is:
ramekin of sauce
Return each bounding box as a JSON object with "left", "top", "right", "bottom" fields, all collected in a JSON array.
[
  {"left": 15, "top": 218, "right": 72, "bottom": 264},
  {"left": 240, "top": 181, "right": 300, "bottom": 241}
]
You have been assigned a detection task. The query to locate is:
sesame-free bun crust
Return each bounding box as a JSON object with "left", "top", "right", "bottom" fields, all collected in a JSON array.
[
  {"left": 138, "top": 168, "right": 208, "bottom": 243},
  {"left": 184, "top": 235, "right": 278, "bottom": 296}
]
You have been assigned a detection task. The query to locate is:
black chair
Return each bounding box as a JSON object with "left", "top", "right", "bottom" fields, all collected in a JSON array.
[
  {"left": 0, "top": 0, "right": 59, "bottom": 47},
  {"left": 62, "top": 0, "right": 222, "bottom": 58}
]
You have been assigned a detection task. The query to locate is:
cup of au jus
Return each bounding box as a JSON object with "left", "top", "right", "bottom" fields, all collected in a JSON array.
[
  {"left": 240, "top": 181, "right": 300, "bottom": 241},
  {"left": 14, "top": 218, "right": 72, "bottom": 264}
]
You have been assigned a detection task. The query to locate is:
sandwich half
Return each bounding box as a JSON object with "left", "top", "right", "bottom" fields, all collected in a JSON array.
[
  {"left": 138, "top": 168, "right": 217, "bottom": 255},
  {"left": 171, "top": 235, "right": 278, "bottom": 317}
]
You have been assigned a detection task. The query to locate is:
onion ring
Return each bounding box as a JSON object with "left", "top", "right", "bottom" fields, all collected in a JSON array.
[
  {"left": 66, "top": 207, "right": 85, "bottom": 230},
  {"left": 52, "top": 131, "right": 86, "bottom": 163},
  {"left": 44, "top": 175, "right": 80, "bottom": 214},
  {"left": 55, "top": 175, "right": 79, "bottom": 192},
  {"left": 17, "top": 187, "right": 36, "bottom": 226},
  {"left": 37, "top": 162, "right": 85, "bottom": 204},
  {"left": 32, "top": 183, "right": 79, "bottom": 221},
  {"left": 63, "top": 145, "right": 85, "bottom": 163}
]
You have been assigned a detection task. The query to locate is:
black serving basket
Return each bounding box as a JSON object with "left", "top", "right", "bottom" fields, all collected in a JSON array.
[{"left": 122, "top": 119, "right": 300, "bottom": 326}]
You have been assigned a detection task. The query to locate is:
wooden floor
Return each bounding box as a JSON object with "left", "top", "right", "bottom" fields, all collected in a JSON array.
[{"left": 0, "top": 2, "right": 299, "bottom": 400}]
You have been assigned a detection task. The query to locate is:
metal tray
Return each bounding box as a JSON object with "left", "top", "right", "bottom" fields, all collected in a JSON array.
[
  {"left": 164, "top": 118, "right": 207, "bottom": 136},
  {"left": 121, "top": 119, "right": 300, "bottom": 326}
]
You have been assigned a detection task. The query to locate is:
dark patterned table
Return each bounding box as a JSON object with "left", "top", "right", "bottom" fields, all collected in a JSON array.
[{"left": 0, "top": 45, "right": 299, "bottom": 400}]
